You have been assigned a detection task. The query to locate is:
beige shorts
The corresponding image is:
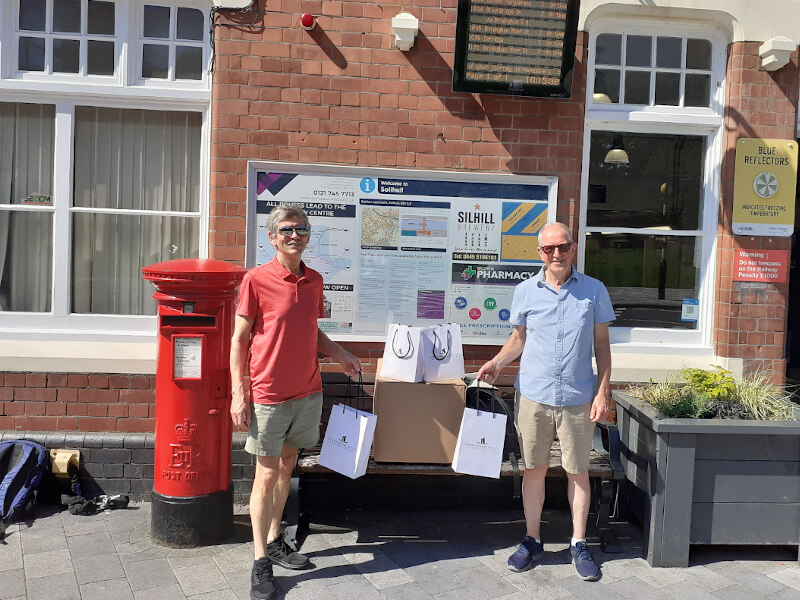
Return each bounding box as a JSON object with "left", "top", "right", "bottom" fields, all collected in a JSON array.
[
  {"left": 514, "top": 392, "right": 595, "bottom": 474},
  {"left": 244, "top": 392, "right": 323, "bottom": 456}
]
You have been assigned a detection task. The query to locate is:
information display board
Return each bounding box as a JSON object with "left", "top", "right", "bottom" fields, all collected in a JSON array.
[
  {"left": 247, "top": 163, "right": 557, "bottom": 344},
  {"left": 453, "top": 0, "right": 579, "bottom": 97}
]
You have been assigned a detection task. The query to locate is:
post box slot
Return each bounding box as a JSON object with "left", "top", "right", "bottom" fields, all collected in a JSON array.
[{"left": 161, "top": 316, "right": 216, "bottom": 328}]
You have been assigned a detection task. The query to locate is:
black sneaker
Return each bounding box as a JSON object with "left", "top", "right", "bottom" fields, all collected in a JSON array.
[
  {"left": 507, "top": 535, "right": 545, "bottom": 572},
  {"left": 570, "top": 541, "right": 602, "bottom": 581},
  {"left": 251, "top": 557, "right": 276, "bottom": 600},
  {"left": 267, "top": 537, "right": 311, "bottom": 570}
]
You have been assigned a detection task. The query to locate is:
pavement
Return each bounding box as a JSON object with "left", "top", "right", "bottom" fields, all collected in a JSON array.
[{"left": 0, "top": 503, "right": 799, "bottom": 600}]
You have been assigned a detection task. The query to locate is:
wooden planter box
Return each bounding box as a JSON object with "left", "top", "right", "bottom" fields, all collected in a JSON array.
[{"left": 612, "top": 390, "right": 800, "bottom": 567}]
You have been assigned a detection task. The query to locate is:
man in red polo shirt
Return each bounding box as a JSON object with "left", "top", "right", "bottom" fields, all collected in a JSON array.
[{"left": 230, "top": 205, "right": 360, "bottom": 600}]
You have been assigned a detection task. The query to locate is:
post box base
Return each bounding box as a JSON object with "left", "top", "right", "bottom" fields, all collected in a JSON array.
[{"left": 151, "top": 485, "right": 233, "bottom": 548}]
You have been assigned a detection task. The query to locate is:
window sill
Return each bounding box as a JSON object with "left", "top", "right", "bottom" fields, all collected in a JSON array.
[{"left": 0, "top": 339, "right": 157, "bottom": 374}]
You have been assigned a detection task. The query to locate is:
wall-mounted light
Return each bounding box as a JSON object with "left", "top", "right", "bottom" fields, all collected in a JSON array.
[
  {"left": 391, "top": 11, "right": 419, "bottom": 51},
  {"left": 759, "top": 36, "right": 796, "bottom": 71},
  {"left": 299, "top": 13, "right": 315, "bottom": 30},
  {"left": 604, "top": 135, "right": 630, "bottom": 165}
]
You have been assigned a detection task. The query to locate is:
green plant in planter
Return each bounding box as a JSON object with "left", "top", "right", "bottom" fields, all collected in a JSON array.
[{"left": 627, "top": 366, "right": 797, "bottom": 421}]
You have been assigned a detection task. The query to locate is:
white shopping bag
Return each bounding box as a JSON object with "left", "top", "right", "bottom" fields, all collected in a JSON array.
[
  {"left": 421, "top": 323, "right": 465, "bottom": 382},
  {"left": 318, "top": 404, "right": 377, "bottom": 479},
  {"left": 451, "top": 407, "right": 507, "bottom": 479},
  {"left": 380, "top": 324, "right": 424, "bottom": 382}
]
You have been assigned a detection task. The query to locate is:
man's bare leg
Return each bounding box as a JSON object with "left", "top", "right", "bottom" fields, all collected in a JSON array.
[
  {"left": 267, "top": 445, "right": 299, "bottom": 543},
  {"left": 250, "top": 455, "right": 281, "bottom": 560},
  {"left": 566, "top": 471, "right": 591, "bottom": 540},
  {"left": 522, "top": 465, "right": 548, "bottom": 539}
]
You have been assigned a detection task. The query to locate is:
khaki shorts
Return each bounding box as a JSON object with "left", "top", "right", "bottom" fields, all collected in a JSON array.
[
  {"left": 244, "top": 392, "right": 323, "bottom": 456},
  {"left": 514, "top": 392, "right": 595, "bottom": 474}
]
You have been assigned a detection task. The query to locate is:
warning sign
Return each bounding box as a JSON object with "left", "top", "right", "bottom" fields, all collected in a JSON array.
[
  {"left": 732, "top": 138, "right": 797, "bottom": 237},
  {"left": 732, "top": 249, "right": 789, "bottom": 283}
]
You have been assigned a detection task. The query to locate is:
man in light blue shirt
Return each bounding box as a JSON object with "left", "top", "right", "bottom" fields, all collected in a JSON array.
[{"left": 477, "top": 222, "right": 614, "bottom": 581}]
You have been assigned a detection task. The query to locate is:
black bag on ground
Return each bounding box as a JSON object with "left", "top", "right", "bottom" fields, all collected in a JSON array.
[{"left": 0, "top": 440, "right": 49, "bottom": 539}]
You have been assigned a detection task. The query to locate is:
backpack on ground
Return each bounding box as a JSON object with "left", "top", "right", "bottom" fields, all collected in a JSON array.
[{"left": 0, "top": 440, "right": 49, "bottom": 540}]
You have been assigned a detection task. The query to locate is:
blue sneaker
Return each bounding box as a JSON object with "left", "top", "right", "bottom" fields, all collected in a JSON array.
[
  {"left": 507, "top": 535, "right": 544, "bottom": 572},
  {"left": 570, "top": 541, "right": 601, "bottom": 581}
]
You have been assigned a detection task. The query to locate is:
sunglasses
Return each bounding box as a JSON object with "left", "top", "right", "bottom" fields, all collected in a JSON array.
[
  {"left": 538, "top": 243, "right": 573, "bottom": 255},
  {"left": 276, "top": 225, "right": 311, "bottom": 237}
]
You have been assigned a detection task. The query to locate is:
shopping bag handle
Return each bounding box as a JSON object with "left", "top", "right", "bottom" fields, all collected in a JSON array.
[
  {"left": 344, "top": 372, "right": 365, "bottom": 414},
  {"left": 475, "top": 377, "right": 500, "bottom": 419},
  {"left": 431, "top": 327, "right": 451, "bottom": 361},
  {"left": 391, "top": 326, "right": 414, "bottom": 359}
]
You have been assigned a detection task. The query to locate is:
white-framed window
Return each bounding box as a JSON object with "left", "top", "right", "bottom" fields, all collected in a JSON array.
[
  {"left": 582, "top": 21, "right": 727, "bottom": 349},
  {"left": 4, "top": 0, "right": 211, "bottom": 89},
  {"left": 16, "top": 0, "right": 117, "bottom": 77},
  {"left": 0, "top": 0, "right": 211, "bottom": 343},
  {"left": 593, "top": 33, "right": 713, "bottom": 107},
  {"left": 139, "top": 3, "right": 206, "bottom": 82}
]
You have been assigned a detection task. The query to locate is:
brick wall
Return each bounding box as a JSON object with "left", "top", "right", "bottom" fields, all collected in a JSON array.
[
  {"left": 0, "top": 373, "right": 155, "bottom": 433},
  {"left": 716, "top": 42, "right": 798, "bottom": 380},
  {"left": 209, "top": 1, "right": 587, "bottom": 261},
  {"left": 0, "top": 431, "right": 256, "bottom": 503}
]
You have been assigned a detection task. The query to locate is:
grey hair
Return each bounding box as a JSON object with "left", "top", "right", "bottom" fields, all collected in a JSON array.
[
  {"left": 538, "top": 221, "right": 574, "bottom": 244},
  {"left": 266, "top": 204, "right": 311, "bottom": 235}
]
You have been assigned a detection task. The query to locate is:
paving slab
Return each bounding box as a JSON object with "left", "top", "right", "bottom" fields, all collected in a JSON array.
[{"left": 1, "top": 502, "right": 796, "bottom": 600}]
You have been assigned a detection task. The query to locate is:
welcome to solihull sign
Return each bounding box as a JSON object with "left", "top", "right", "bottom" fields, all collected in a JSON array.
[{"left": 452, "top": 0, "right": 580, "bottom": 97}]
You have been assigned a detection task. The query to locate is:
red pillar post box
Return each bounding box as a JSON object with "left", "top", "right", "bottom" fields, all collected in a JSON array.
[{"left": 142, "top": 258, "right": 246, "bottom": 547}]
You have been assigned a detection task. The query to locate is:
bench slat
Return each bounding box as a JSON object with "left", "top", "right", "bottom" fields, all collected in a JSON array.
[{"left": 297, "top": 445, "right": 615, "bottom": 478}]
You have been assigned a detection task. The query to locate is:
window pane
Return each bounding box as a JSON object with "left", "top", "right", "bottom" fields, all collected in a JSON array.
[
  {"left": 0, "top": 211, "right": 53, "bottom": 312},
  {"left": 19, "top": 0, "right": 46, "bottom": 31},
  {"left": 594, "top": 69, "right": 620, "bottom": 103},
  {"left": 144, "top": 5, "right": 171, "bottom": 38},
  {"left": 655, "top": 72, "right": 680, "bottom": 105},
  {"left": 656, "top": 36, "right": 681, "bottom": 68},
  {"left": 584, "top": 233, "right": 700, "bottom": 330},
  {"left": 686, "top": 38, "right": 711, "bottom": 69},
  {"left": 53, "top": 0, "right": 81, "bottom": 33},
  {"left": 73, "top": 106, "right": 201, "bottom": 212},
  {"left": 177, "top": 8, "right": 203, "bottom": 41},
  {"left": 0, "top": 102, "right": 55, "bottom": 206},
  {"left": 626, "top": 35, "right": 651, "bottom": 67},
  {"left": 88, "top": 0, "right": 115, "bottom": 35},
  {"left": 142, "top": 44, "right": 169, "bottom": 78},
  {"left": 88, "top": 40, "right": 115, "bottom": 75},
  {"left": 623, "top": 71, "right": 650, "bottom": 104},
  {"left": 53, "top": 39, "right": 80, "bottom": 73},
  {"left": 175, "top": 46, "right": 202, "bottom": 79},
  {"left": 587, "top": 131, "right": 704, "bottom": 229},
  {"left": 72, "top": 213, "right": 199, "bottom": 314},
  {"left": 18, "top": 37, "right": 45, "bottom": 71},
  {"left": 595, "top": 33, "right": 621, "bottom": 65},
  {"left": 685, "top": 73, "right": 710, "bottom": 107}
]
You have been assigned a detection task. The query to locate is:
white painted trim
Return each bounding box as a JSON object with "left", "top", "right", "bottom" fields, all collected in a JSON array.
[{"left": 52, "top": 104, "right": 75, "bottom": 317}]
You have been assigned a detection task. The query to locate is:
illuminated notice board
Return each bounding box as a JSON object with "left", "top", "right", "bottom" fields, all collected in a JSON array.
[{"left": 453, "top": 0, "right": 579, "bottom": 98}]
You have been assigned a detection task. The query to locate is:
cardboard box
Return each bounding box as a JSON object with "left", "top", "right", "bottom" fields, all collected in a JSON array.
[{"left": 373, "top": 359, "right": 466, "bottom": 463}]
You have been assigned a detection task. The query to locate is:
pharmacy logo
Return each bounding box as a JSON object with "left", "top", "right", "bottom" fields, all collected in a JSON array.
[{"left": 461, "top": 266, "right": 477, "bottom": 281}]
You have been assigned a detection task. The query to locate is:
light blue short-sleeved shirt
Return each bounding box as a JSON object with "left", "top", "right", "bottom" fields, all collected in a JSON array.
[{"left": 510, "top": 268, "right": 615, "bottom": 407}]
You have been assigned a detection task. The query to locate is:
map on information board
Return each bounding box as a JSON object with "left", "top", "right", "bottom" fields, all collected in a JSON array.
[{"left": 248, "top": 163, "right": 556, "bottom": 343}]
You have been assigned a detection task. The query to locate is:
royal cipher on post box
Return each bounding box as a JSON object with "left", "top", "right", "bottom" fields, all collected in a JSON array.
[{"left": 142, "top": 258, "right": 245, "bottom": 547}]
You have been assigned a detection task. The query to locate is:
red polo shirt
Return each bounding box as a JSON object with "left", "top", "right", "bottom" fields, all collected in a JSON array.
[{"left": 236, "top": 258, "right": 324, "bottom": 405}]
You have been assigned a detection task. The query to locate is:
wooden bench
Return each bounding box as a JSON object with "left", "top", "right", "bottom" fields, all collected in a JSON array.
[{"left": 284, "top": 373, "right": 625, "bottom": 553}]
